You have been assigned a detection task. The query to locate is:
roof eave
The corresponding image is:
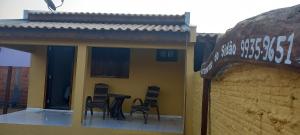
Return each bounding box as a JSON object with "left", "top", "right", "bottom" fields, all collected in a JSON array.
[{"left": 0, "top": 28, "right": 190, "bottom": 44}]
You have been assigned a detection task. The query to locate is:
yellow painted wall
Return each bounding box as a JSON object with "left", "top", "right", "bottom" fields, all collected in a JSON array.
[
  {"left": 24, "top": 44, "right": 187, "bottom": 116},
  {"left": 192, "top": 72, "right": 203, "bottom": 135},
  {"left": 209, "top": 64, "right": 300, "bottom": 135},
  {"left": 27, "top": 46, "right": 47, "bottom": 108},
  {"left": 182, "top": 70, "right": 203, "bottom": 135},
  {"left": 183, "top": 45, "right": 195, "bottom": 135},
  {"left": 21, "top": 43, "right": 194, "bottom": 135},
  {"left": 14, "top": 44, "right": 185, "bottom": 135},
  {"left": 72, "top": 44, "right": 88, "bottom": 126},
  {"left": 84, "top": 48, "right": 185, "bottom": 116}
]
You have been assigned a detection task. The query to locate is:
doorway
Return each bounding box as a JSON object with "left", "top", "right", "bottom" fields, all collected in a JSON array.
[{"left": 45, "top": 46, "right": 75, "bottom": 110}]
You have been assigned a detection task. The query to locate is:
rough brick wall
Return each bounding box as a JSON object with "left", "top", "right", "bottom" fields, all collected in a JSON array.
[
  {"left": 0, "top": 68, "right": 6, "bottom": 100},
  {"left": 0, "top": 66, "right": 29, "bottom": 107},
  {"left": 210, "top": 64, "right": 300, "bottom": 135}
]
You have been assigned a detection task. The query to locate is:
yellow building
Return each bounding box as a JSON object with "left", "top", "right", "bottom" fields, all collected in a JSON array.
[
  {"left": 1, "top": 4, "right": 299, "bottom": 135},
  {"left": 0, "top": 10, "right": 198, "bottom": 135}
]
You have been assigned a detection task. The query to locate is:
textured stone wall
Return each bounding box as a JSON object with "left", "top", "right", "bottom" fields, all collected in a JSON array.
[{"left": 210, "top": 64, "right": 300, "bottom": 135}]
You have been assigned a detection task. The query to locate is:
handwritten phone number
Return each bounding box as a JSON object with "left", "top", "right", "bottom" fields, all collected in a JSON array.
[{"left": 240, "top": 33, "right": 294, "bottom": 64}]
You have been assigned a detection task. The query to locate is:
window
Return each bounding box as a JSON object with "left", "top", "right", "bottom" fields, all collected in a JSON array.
[
  {"left": 91, "top": 47, "right": 130, "bottom": 78},
  {"left": 156, "top": 49, "right": 178, "bottom": 62}
]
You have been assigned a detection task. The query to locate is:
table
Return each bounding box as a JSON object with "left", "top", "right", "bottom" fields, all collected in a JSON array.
[{"left": 109, "top": 93, "right": 131, "bottom": 120}]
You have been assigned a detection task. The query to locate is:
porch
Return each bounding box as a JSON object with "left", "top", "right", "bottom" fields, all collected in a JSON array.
[
  {"left": 0, "top": 108, "right": 183, "bottom": 133},
  {"left": 0, "top": 44, "right": 190, "bottom": 135},
  {"left": 0, "top": 10, "right": 196, "bottom": 135}
]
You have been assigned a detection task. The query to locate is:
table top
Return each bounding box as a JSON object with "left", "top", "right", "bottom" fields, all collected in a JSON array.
[{"left": 109, "top": 93, "right": 131, "bottom": 99}]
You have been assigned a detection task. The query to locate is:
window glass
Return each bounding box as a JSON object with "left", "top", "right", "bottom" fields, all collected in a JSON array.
[
  {"left": 91, "top": 47, "right": 130, "bottom": 78},
  {"left": 156, "top": 49, "right": 178, "bottom": 62}
]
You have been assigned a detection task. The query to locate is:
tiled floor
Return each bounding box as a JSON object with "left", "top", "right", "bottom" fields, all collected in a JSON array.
[
  {"left": 83, "top": 112, "right": 183, "bottom": 133},
  {"left": 0, "top": 108, "right": 72, "bottom": 126},
  {"left": 0, "top": 109, "right": 183, "bottom": 134},
  {"left": 0, "top": 107, "right": 26, "bottom": 115}
]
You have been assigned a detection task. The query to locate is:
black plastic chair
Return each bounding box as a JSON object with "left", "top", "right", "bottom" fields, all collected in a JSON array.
[
  {"left": 130, "top": 86, "right": 160, "bottom": 124},
  {"left": 85, "top": 83, "right": 110, "bottom": 120}
]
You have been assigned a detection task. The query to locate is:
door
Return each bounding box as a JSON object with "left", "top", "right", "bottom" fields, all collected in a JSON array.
[{"left": 45, "top": 46, "right": 75, "bottom": 110}]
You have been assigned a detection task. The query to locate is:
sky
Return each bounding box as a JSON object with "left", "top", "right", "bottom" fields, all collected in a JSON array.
[
  {"left": 0, "top": 47, "right": 31, "bottom": 67},
  {"left": 0, "top": 0, "right": 299, "bottom": 33}
]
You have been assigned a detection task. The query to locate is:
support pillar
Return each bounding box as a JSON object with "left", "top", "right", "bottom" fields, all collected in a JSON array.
[
  {"left": 72, "top": 45, "right": 88, "bottom": 127},
  {"left": 184, "top": 45, "right": 195, "bottom": 135}
]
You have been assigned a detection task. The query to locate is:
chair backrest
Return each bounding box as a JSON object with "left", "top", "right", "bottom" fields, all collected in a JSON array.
[
  {"left": 93, "top": 83, "right": 109, "bottom": 102},
  {"left": 144, "top": 86, "right": 160, "bottom": 107}
]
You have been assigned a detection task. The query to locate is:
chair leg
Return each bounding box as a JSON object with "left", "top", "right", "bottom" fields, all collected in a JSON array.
[
  {"left": 107, "top": 99, "right": 110, "bottom": 116},
  {"left": 90, "top": 107, "right": 93, "bottom": 116},
  {"left": 156, "top": 106, "right": 160, "bottom": 121},
  {"left": 130, "top": 111, "right": 133, "bottom": 116},
  {"left": 103, "top": 109, "right": 106, "bottom": 120},
  {"left": 107, "top": 105, "right": 110, "bottom": 117},
  {"left": 143, "top": 112, "right": 148, "bottom": 124},
  {"left": 84, "top": 105, "right": 88, "bottom": 117}
]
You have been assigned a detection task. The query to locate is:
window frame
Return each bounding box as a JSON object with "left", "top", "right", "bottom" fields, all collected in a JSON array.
[
  {"left": 156, "top": 49, "right": 178, "bottom": 62},
  {"left": 90, "top": 47, "right": 130, "bottom": 78}
]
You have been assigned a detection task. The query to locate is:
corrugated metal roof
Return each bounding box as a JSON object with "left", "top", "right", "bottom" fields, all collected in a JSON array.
[
  {"left": 26, "top": 10, "right": 184, "bottom": 17},
  {"left": 0, "top": 19, "right": 189, "bottom": 32},
  {"left": 0, "top": 10, "right": 190, "bottom": 33},
  {"left": 0, "top": 10, "right": 191, "bottom": 43},
  {"left": 197, "top": 33, "right": 222, "bottom": 38},
  {"left": 196, "top": 33, "right": 222, "bottom": 44},
  {"left": 24, "top": 10, "right": 190, "bottom": 25}
]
